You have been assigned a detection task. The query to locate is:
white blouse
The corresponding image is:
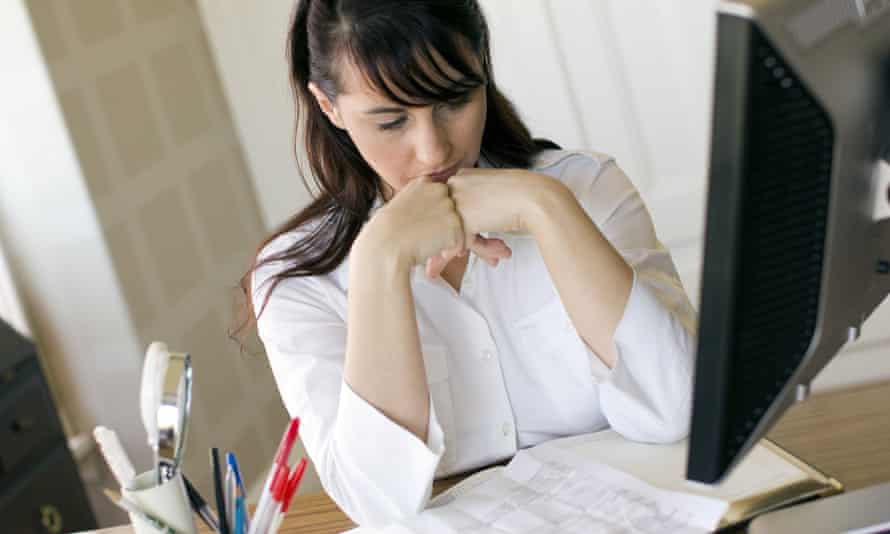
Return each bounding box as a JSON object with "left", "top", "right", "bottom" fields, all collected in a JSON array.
[{"left": 252, "top": 149, "right": 697, "bottom": 527}]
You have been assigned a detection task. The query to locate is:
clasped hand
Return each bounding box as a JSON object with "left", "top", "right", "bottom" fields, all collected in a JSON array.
[{"left": 370, "top": 168, "right": 552, "bottom": 280}]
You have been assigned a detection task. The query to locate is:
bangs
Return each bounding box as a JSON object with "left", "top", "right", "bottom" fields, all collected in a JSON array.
[{"left": 339, "top": 19, "right": 487, "bottom": 107}]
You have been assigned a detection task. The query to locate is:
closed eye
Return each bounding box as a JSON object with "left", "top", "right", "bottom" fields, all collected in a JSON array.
[
  {"left": 378, "top": 116, "right": 407, "bottom": 131},
  {"left": 377, "top": 93, "right": 472, "bottom": 131}
]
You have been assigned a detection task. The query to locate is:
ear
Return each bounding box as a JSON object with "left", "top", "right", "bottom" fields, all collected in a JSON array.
[{"left": 308, "top": 82, "right": 345, "bottom": 130}]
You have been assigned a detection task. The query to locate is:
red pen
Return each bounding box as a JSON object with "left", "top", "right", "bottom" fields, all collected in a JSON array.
[
  {"left": 274, "top": 418, "right": 301, "bottom": 467},
  {"left": 268, "top": 458, "right": 308, "bottom": 534},
  {"left": 258, "top": 467, "right": 290, "bottom": 534},
  {"left": 247, "top": 418, "right": 300, "bottom": 534}
]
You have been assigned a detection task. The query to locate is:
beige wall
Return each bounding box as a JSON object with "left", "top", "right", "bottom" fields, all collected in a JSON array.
[
  {"left": 196, "top": 0, "right": 308, "bottom": 232},
  {"left": 0, "top": 0, "right": 294, "bottom": 504}
]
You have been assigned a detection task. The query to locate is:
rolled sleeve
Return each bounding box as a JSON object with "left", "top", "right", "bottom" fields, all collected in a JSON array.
[
  {"left": 561, "top": 154, "right": 696, "bottom": 444},
  {"left": 597, "top": 270, "right": 695, "bottom": 444},
  {"left": 334, "top": 380, "right": 445, "bottom": 524},
  {"left": 252, "top": 236, "right": 445, "bottom": 527}
]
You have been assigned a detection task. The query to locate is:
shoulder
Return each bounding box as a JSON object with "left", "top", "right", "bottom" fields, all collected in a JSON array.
[
  {"left": 532, "top": 148, "right": 615, "bottom": 175},
  {"left": 531, "top": 148, "right": 618, "bottom": 192},
  {"left": 256, "top": 212, "right": 329, "bottom": 262},
  {"left": 251, "top": 221, "right": 329, "bottom": 307},
  {"left": 531, "top": 149, "right": 646, "bottom": 229}
]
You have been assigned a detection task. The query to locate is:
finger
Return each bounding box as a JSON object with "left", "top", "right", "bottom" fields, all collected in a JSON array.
[
  {"left": 426, "top": 254, "right": 447, "bottom": 279},
  {"left": 427, "top": 244, "right": 461, "bottom": 279},
  {"left": 467, "top": 235, "right": 512, "bottom": 268},
  {"left": 441, "top": 244, "right": 464, "bottom": 266},
  {"left": 471, "top": 235, "right": 512, "bottom": 259}
]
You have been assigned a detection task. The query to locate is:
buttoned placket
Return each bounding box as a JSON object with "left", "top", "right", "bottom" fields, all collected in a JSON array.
[{"left": 422, "top": 245, "right": 519, "bottom": 458}]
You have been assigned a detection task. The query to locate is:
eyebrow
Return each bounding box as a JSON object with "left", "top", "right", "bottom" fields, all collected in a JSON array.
[
  {"left": 364, "top": 106, "right": 405, "bottom": 115},
  {"left": 362, "top": 79, "right": 479, "bottom": 116}
]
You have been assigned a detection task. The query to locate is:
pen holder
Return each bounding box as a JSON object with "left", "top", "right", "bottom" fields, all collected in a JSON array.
[{"left": 122, "top": 470, "right": 197, "bottom": 534}]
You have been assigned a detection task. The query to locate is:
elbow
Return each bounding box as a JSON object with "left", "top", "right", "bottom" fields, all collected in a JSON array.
[
  {"left": 654, "top": 372, "right": 694, "bottom": 444},
  {"left": 601, "top": 379, "right": 693, "bottom": 445},
  {"left": 647, "top": 410, "right": 690, "bottom": 444},
  {"left": 614, "top": 407, "right": 690, "bottom": 445},
  {"left": 646, "top": 374, "right": 694, "bottom": 444}
]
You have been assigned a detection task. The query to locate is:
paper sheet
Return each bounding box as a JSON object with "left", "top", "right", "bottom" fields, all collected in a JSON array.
[
  {"left": 344, "top": 444, "right": 728, "bottom": 533},
  {"left": 539, "top": 430, "right": 810, "bottom": 503}
]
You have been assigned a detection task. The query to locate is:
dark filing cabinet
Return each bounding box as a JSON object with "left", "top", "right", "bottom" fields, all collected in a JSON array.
[{"left": 0, "top": 319, "right": 97, "bottom": 534}]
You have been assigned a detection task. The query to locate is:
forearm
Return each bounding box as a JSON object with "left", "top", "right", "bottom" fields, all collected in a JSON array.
[
  {"left": 344, "top": 231, "right": 430, "bottom": 443},
  {"left": 525, "top": 181, "right": 634, "bottom": 368}
]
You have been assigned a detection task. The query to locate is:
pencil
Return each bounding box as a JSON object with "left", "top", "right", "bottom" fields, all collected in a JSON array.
[{"left": 183, "top": 473, "right": 220, "bottom": 531}]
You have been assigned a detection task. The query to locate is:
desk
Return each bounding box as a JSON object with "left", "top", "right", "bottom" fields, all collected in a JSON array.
[{"left": 95, "top": 380, "right": 890, "bottom": 534}]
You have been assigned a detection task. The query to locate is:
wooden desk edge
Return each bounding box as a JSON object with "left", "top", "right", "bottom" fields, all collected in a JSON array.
[{"left": 91, "top": 381, "right": 890, "bottom": 534}]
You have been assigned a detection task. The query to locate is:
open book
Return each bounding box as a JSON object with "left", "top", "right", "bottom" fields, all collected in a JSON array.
[{"left": 345, "top": 429, "right": 842, "bottom": 533}]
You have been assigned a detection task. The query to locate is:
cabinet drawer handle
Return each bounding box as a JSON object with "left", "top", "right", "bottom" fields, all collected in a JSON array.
[
  {"left": 11, "top": 415, "right": 36, "bottom": 433},
  {"left": 0, "top": 369, "right": 14, "bottom": 384},
  {"left": 40, "top": 504, "right": 63, "bottom": 534}
]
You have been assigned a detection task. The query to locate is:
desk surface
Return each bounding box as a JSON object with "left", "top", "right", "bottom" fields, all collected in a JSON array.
[{"left": 96, "top": 381, "right": 890, "bottom": 534}]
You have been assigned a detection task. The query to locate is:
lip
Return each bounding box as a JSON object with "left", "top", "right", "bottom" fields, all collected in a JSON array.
[{"left": 428, "top": 163, "right": 460, "bottom": 182}]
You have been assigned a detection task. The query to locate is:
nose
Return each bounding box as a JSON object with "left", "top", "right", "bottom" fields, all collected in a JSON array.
[{"left": 413, "top": 113, "right": 452, "bottom": 169}]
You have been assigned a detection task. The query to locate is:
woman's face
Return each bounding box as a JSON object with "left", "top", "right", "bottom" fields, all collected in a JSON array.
[{"left": 309, "top": 53, "right": 487, "bottom": 201}]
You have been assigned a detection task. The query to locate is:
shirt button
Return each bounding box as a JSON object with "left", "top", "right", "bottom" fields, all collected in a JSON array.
[
  {"left": 482, "top": 349, "right": 494, "bottom": 360},
  {"left": 501, "top": 421, "right": 512, "bottom": 437}
]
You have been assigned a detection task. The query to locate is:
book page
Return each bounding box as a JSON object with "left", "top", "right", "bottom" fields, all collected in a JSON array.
[
  {"left": 541, "top": 430, "right": 811, "bottom": 502},
  {"left": 345, "top": 445, "right": 728, "bottom": 534}
]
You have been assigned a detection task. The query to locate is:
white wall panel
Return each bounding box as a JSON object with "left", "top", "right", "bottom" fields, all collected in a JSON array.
[
  {"left": 545, "top": 0, "right": 649, "bottom": 193},
  {"left": 605, "top": 0, "right": 715, "bottom": 195},
  {"left": 481, "top": 0, "right": 586, "bottom": 151},
  {"left": 0, "top": 244, "right": 29, "bottom": 337}
]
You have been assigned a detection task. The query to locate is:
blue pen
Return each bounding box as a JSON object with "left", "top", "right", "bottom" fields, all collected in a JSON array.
[
  {"left": 227, "top": 452, "right": 248, "bottom": 497},
  {"left": 227, "top": 452, "right": 250, "bottom": 531},
  {"left": 234, "top": 496, "right": 244, "bottom": 534}
]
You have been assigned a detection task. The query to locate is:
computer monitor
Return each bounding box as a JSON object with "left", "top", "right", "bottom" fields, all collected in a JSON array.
[{"left": 687, "top": 0, "right": 890, "bottom": 484}]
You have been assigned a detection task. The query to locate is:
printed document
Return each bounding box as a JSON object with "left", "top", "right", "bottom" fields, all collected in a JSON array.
[{"left": 344, "top": 443, "right": 728, "bottom": 533}]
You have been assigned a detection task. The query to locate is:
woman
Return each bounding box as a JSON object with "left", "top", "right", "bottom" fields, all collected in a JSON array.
[{"left": 240, "top": 0, "right": 696, "bottom": 527}]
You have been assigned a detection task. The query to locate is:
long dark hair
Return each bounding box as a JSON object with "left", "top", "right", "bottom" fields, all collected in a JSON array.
[{"left": 232, "top": 0, "right": 558, "bottom": 348}]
